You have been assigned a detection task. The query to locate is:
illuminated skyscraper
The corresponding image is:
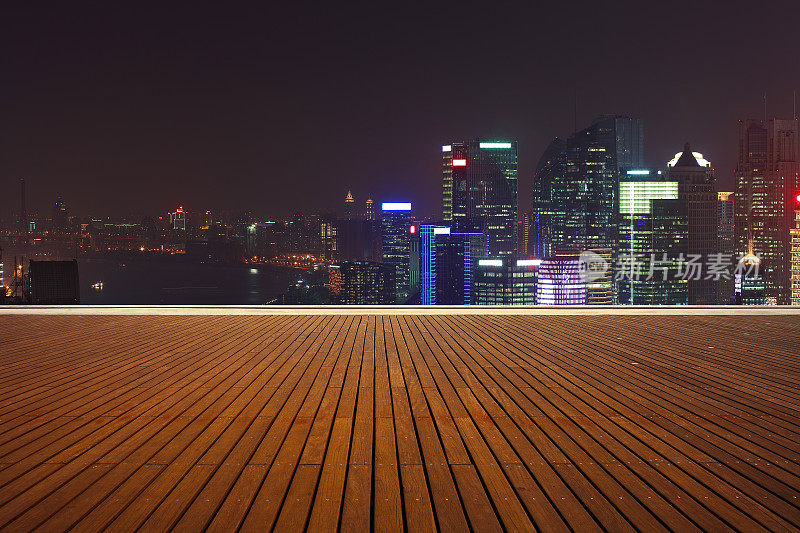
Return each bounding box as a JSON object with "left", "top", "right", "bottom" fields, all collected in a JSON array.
[
  {"left": 531, "top": 138, "right": 566, "bottom": 257},
  {"left": 344, "top": 190, "right": 356, "bottom": 220},
  {"left": 791, "top": 194, "right": 800, "bottom": 305},
  {"left": 420, "top": 225, "right": 479, "bottom": 305},
  {"left": 365, "top": 198, "right": 376, "bottom": 221},
  {"left": 667, "top": 143, "right": 717, "bottom": 304},
  {"left": 717, "top": 192, "right": 735, "bottom": 304},
  {"left": 169, "top": 207, "right": 186, "bottom": 231},
  {"left": 545, "top": 115, "right": 643, "bottom": 253},
  {"left": 442, "top": 141, "right": 518, "bottom": 256},
  {"left": 381, "top": 202, "right": 413, "bottom": 303},
  {"left": 735, "top": 118, "right": 800, "bottom": 304},
  {"left": 617, "top": 169, "right": 688, "bottom": 305},
  {"left": 734, "top": 246, "right": 767, "bottom": 305}
]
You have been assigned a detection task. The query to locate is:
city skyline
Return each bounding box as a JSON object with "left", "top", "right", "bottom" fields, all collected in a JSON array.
[{"left": 3, "top": 3, "right": 799, "bottom": 217}]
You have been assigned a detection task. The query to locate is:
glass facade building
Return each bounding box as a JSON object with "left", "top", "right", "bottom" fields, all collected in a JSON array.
[
  {"left": 381, "top": 202, "right": 413, "bottom": 303},
  {"left": 735, "top": 118, "right": 800, "bottom": 304},
  {"left": 420, "top": 225, "right": 477, "bottom": 305},
  {"left": 617, "top": 170, "right": 688, "bottom": 305},
  {"left": 442, "top": 141, "right": 518, "bottom": 256},
  {"left": 473, "top": 258, "right": 538, "bottom": 305},
  {"left": 667, "top": 143, "right": 717, "bottom": 304},
  {"left": 717, "top": 192, "right": 735, "bottom": 304}
]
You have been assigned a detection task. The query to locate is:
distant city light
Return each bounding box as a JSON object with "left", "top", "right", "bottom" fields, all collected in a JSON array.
[
  {"left": 479, "top": 142, "right": 512, "bottom": 149},
  {"left": 442, "top": 145, "right": 452, "bottom": 152},
  {"left": 409, "top": 225, "right": 416, "bottom": 234},
  {"left": 668, "top": 151, "right": 711, "bottom": 167},
  {"left": 433, "top": 227, "right": 451, "bottom": 235},
  {"left": 381, "top": 202, "right": 412, "bottom": 211},
  {"left": 516, "top": 259, "right": 542, "bottom": 266},
  {"left": 478, "top": 259, "right": 503, "bottom": 266},
  {"left": 626, "top": 170, "right": 651, "bottom": 175},
  {"left": 452, "top": 159, "right": 467, "bottom": 167}
]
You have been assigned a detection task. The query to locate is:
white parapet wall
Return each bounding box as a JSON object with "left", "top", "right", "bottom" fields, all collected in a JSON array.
[{"left": 1, "top": 305, "right": 800, "bottom": 315}]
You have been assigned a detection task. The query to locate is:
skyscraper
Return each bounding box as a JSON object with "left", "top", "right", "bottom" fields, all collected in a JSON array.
[
  {"left": 617, "top": 169, "right": 688, "bottom": 305},
  {"left": 791, "top": 194, "right": 800, "bottom": 305},
  {"left": 442, "top": 141, "right": 518, "bottom": 256},
  {"left": 667, "top": 143, "right": 717, "bottom": 304},
  {"left": 365, "top": 198, "right": 376, "bottom": 221},
  {"left": 420, "top": 225, "right": 478, "bottom": 305},
  {"left": 544, "top": 115, "right": 644, "bottom": 253},
  {"left": 344, "top": 190, "right": 356, "bottom": 220},
  {"left": 381, "top": 202, "right": 413, "bottom": 303},
  {"left": 717, "top": 192, "right": 735, "bottom": 304},
  {"left": 735, "top": 118, "right": 800, "bottom": 304},
  {"left": 531, "top": 138, "right": 566, "bottom": 258}
]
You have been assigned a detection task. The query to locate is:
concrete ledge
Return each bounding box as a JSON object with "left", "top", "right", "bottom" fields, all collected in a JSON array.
[{"left": 2, "top": 305, "right": 800, "bottom": 315}]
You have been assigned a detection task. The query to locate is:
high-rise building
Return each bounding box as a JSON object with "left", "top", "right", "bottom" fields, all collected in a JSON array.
[
  {"left": 442, "top": 141, "right": 518, "bottom": 256},
  {"left": 420, "top": 225, "right": 480, "bottom": 305},
  {"left": 473, "top": 258, "right": 538, "bottom": 305},
  {"left": 617, "top": 169, "right": 688, "bottom": 305},
  {"left": 365, "top": 198, "right": 376, "bottom": 221},
  {"left": 169, "top": 207, "right": 187, "bottom": 231},
  {"left": 381, "top": 202, "right": 413, "bottom": 303},
  {"left": 329, "top": 261, "right": 395, "bottom": 305},
  {"left": 519, "top": 212, "right": 531, "bottom": 256},
  {"left": 717, "top": 192, "right": 735, "bottom": 304},
  {"left": 320, "top": 215, "right": 338, "bottom": 261},
  {"left": 531, "top": 138, "right": 566, "bottom": 258},
  {"left": 536, "top": 254, "right": 586, "bottom": 305},
  {"left": 791, "top": 194, "right": 800, "bottom": 305},
  {"left": 545, "top": 115, "right": 644, "bottom": 253},
  {"left": 344, "top": 190, "right": 356, "bottom": 220},
  {"left": 667, "top": 143, "right": 717, "bottom": 304},
  {"left": 735, "top": 118, "right": 800, "bottom": 304}
]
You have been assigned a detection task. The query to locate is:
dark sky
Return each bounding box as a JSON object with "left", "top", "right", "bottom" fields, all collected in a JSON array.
[{"left": 2, "top": 2, "right": 799, "bottom": 219}]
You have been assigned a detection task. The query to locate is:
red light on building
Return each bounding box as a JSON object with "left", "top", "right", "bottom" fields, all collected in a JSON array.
[
  {"left": 452, "top": 159, "right": 467, "bottom": 167},
  {"left": 409, "top": 225, "right": 416, "bottom": 234},
  {"left": 796, "top": 193, "right": 800, "bottom": 204}
]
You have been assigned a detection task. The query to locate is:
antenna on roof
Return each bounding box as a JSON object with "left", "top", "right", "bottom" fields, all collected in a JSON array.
[
  {"left": 794, "top": 89, "right": 797, "bottom": 120},
  {"left": 763, "top": 92, "right": 767, "bottom": 123},
  {"left": 573, "top": 92, "right": 578, "bottom": 134}
]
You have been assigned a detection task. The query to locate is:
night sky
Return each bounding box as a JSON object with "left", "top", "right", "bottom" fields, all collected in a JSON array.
[{"left": 3, "top": 2, "right": 799, "bottom": 219}]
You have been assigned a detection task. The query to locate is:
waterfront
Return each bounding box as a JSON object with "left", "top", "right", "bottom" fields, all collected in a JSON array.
[{"left": 78, "top": 259, "right": 298, "bottom": 305}]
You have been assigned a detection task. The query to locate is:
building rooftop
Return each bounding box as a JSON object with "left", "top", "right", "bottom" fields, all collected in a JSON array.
[{"left": 0, "top": 309, "right": 799, "bottom": 530}]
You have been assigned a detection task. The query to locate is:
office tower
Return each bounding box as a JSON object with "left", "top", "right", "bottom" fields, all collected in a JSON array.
[
  {"left": 473, "top": 258, "right": 538, "bottom": 305},
  {"left": 519, "top": 212, "right": 531, "bottom": 256},
  {"left": 734, "top": 247, "right": 767, "bottom": 305},
  {"left": 532, "top": 138, "right": 566, "bottom": 257},
  {"left": 409, "top": 222, "right": 420, "bottom": 298},
  {"left": 0, "top": 246, "right": 3, "bottom": 291},
  {"left": 546, "top": 115, "right": 644, "bottom": 253},
  {"left": 320, "top": 215, "right": 338, "bottom": 261},
  {"left": 717, "top": 192, "right": 735, "bottom": 304},
  {"left": 791, "top": 194, "right": 800, "bottom": 305},
  {"left": 329, "top": 261, "right": 395, "bottom": 304},
  {"left": 365, "top": 198, "right": 376, "bottom": 221},
  {"left": 735, "top": 118, "right": 800, "bottom": 304},
  {"left": 344, "top": 190, "right": 356, "bottom": 220},
  {"left": 617, "top": 169, "right": 688, "bottom": 305},
  {"left": 536, "top": 254, "right": 586, "bottom": 305},
  {"left": 442, "top": 140, "right": 518, "bottom": 256},
  {"left": 381, "top": 202, "right": 413, "bottom": 303},
  {"left": 667, "top": 143, "right": 717, "bottom": 304},
  {"left": 169, "top": 207, "right": 187, "bottom": 231},
  {"left": 420, "top": 225, "right": 480, "bottom": 305}
]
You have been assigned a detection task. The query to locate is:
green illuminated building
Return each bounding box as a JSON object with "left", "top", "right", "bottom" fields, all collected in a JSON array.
[{"left": 617, "top": 169, "right": 688, "bottom": 305}]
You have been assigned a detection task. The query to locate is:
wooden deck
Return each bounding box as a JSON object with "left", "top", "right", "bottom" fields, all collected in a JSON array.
[{"left": 0, "top": 313, "right": 798, "bottom": 532}]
